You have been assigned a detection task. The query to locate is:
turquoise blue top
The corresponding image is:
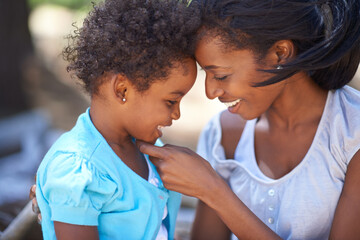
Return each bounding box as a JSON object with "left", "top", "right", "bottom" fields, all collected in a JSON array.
[{"left": 36, "top": 108, "right": 181, "bottom": 240}]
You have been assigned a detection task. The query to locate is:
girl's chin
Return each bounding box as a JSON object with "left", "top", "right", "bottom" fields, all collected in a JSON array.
[
  {"left": 136, "top": 136, "right": 158, "bottom": 145},
  {"left": 135, "top": 130, "right": 161, "bottom": 145}
]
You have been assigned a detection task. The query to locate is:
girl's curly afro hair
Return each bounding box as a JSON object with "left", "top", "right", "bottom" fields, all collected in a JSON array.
[{"left": 63, "top": 0, "right": 201, "bottom": 94}]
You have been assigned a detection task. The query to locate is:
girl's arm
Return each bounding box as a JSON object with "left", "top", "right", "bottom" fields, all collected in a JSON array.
[
  {"left": 138, "top": 142, "right": 281, "bottom": 240},
  {"left": 29, "top": 188, "right": 100, "bottom": 240},
  {"left": 54, "top": 221, "right": 99, "bottom": 240},
  {"left": 329, "top": 149, "right": 360, "bottom": 239}
]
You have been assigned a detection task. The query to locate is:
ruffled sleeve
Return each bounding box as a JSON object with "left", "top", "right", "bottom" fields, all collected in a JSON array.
[
  {"left": 41, "top": 153, "right": 119, "bottom": 226},
  {"left": 327, "top": 87, "right": 360, "bottom": 168},
  {"left": 196, "top": 112, "right": 227, "bottom": 167}
]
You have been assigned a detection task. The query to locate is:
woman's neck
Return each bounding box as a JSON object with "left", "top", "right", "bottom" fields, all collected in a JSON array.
[{"left": 264, "top": 74, "right": 328, "bottom": 131}]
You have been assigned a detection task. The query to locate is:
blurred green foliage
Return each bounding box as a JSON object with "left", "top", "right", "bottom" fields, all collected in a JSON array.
[{"left": 28, "top": 0, "right": 100, "bottom": 10}]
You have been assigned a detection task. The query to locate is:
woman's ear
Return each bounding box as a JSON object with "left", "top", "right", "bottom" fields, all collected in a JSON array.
[
  {"left": 274, "top": 40, "right": 295, "bottom": 64},
  {"left": 112, "top": 74, "right": 128, "bottom": 103}
]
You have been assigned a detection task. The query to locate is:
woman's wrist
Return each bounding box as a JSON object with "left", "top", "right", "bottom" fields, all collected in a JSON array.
[{"left": 197, "top": 173, "right": 230, "bottom": 208}]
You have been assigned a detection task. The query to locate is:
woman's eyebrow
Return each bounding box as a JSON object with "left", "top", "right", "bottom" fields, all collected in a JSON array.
[{"left": 203, "top": 65, "right": 230, "bottom": 70}]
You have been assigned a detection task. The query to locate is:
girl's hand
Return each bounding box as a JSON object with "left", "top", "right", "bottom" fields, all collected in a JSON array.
[
  {"left": 29, "top": 184, "right": 42, "bottom": 223},
  {"left": 137, "top": 141, "right": 225, "bottom": 202}
]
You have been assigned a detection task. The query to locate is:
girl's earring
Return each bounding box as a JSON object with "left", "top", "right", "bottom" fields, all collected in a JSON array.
[
  {"left": 277, "top": 65, "right": 283, "bottom": 70},
  {"left": 122, "top": 98, "right": 126, "bottom": 102}
]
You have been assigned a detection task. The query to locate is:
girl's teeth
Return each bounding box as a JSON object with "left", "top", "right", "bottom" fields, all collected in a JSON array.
[
  {"left": 224, "top": 99, "right": 242, "bottom": 108},
  {"left": 157, "top": 126, "right": 164, "bottom": 130}
]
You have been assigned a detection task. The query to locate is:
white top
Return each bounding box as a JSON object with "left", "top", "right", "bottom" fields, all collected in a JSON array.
[
  {"left": 197, "top": 86, "right": 360, "bottom": 240},
  {"left": 146, "top": 156, "right": 168, "bottom": 240}
]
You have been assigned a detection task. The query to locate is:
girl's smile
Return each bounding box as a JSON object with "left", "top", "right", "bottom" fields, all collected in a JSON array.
[{"left": 122, "top": 59, "right": 197, "bottom": 143}]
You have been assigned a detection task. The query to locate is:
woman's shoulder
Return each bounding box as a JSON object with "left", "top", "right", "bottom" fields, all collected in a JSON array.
[
  {"left": 200, "top": 110, "right": 246, "bottom": 135},
  {"left": 219, "top": 110, "right": 247, "bottom": 159},
  {"left": 220, "top": 110, "right": 247, "bottom": 131},
  {"left": 329, "top": 85, "right": 360, "bottom": 119},
  {"left": 325, "top": 86, "right": 360, "bottom": 163},
  {"left": 338, "top": 85, "right": 360, "bottom": 105}
]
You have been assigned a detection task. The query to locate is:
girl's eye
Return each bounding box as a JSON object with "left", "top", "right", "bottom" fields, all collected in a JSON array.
[
  {"left": 167, "top": 100, "right": 177, "bottom": 106},
  {"left": 214, "top": 75, "right": 228, "bottom": 81}
]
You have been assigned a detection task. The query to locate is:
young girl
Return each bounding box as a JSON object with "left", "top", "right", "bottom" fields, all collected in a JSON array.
[
  {"left": 138, "top": 0, "right": 360, "bottom": 239},
  {"left": 34, "top": 0, "right": 200, "bottom": 239}
]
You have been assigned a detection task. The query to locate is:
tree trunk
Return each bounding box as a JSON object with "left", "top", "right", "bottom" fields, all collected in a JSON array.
[{"left": 0, "top": 0, "right": 33, "bottom": 117}]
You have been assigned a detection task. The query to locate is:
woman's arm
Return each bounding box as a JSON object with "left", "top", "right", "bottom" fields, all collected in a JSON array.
[
  {"left": 330, "top": 149, "right": 360, "bottom": 239},
  {"left": 54, "top": 222, "right": 99, "bottom": 240},
  {"left": 191, "top": 200, "right": 231, "bottom": 240},
  {"left": 138, "top": 142, "right": 281, "bottom": 240}
]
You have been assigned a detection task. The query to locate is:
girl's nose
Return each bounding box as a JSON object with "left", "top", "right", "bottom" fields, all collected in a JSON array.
[
  {"left": 171, "top": 104, "right": 180, "bottom": 120},
  {"left": 205, "top": 77, "right": 224, "bottom": 100}
]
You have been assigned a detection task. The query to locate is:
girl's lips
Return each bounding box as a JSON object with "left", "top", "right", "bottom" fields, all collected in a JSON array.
[{"left": 157, "top": 125, "right": 164, "bottom": 138}]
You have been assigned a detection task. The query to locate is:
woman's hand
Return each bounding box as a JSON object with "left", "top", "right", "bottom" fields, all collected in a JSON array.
[
  {"left": 29, "top": 184, "right": 42, "bottom": 223},
  {"left": 137, "top": 141, "right": 225, "bottom": 202},
  {"left": 138, "top": 141, "right": 282, "bottom": 239}
]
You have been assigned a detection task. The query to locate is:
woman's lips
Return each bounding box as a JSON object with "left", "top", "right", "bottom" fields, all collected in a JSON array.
[
  {"left": 222, "top": 98, "right": 243, "bottom": 113},
  {"left": 223, "top": 98, "right": 242, "bottom": 108}
]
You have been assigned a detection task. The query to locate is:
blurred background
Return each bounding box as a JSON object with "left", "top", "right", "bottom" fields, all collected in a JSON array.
[
  {"left": 0, "top": 0, "right": 359, "bottom": 239},
  {"left": 0, "top": 0, "right": 226, "bottom": 239}
]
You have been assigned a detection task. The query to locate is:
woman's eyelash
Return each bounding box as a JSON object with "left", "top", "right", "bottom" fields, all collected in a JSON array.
[{"left": 214, "top": 75, "right": 228, "bottom": 81}]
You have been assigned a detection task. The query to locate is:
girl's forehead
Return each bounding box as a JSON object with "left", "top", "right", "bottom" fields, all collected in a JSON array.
[{"left": 146, "top": 61, "right": 197, "bottom": 96}]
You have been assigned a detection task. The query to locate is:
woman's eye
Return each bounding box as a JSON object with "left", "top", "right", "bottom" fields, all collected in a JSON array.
[{"left": 214, "top": 75, "right": 228, "bottom": 81}]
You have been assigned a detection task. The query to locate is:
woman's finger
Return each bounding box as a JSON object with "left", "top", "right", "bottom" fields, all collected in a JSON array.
[
  {"left": 148, "top": 155, "right": 162, "bottom": 167},
  {"left": 32, "top": 198, "right": 40, "bottom": 214},
  {"left": 37, "top": 213, "right": 42, "bottom": 225},
  {"left": 29, "top": 184, "right": 36, "bottom": 199},
  {"left": 137, "top": 141, "right": 169, "bottom": 159}
]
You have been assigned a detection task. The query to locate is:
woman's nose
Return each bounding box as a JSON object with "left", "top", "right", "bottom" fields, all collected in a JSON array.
[{"left": 205, "top": 77, "right": 224, "bottom": 100}]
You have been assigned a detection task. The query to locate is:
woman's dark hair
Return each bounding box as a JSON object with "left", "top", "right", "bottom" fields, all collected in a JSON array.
[
  {"left": 63, "top": 0, "right": 200, "bottom": 94},
  {"left": 196, "top": 0, "right": 360, "bottom": 90}
]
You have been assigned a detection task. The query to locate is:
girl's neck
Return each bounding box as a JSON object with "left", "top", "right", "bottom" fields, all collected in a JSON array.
[
  {"left": 89, "top": 99, "right": 132, "bottom": 147},
  {"left": 89, "top": 101, "right": 149, "bottom": 180}
]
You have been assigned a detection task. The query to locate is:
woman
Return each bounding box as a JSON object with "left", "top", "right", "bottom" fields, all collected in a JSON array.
[{"left": 139, "top": 0, "right": 360, "bottom": 239}]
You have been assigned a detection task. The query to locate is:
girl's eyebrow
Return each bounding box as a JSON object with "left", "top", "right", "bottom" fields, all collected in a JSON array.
[{"left": 169, "top": 91, "right": 185, "bottom": 96}]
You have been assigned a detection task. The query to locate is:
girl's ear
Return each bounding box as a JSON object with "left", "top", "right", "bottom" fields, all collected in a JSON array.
[
  {"left": 112, "top": 74, "right": 129, "bottom": 103},
  {"left": 274, "top": 40, "right": 296, "bottom": 64}
]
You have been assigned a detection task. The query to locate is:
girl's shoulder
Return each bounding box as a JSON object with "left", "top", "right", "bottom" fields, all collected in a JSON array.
[{"left": 219, "top": 110, "right": 247, "bottom": 159}]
